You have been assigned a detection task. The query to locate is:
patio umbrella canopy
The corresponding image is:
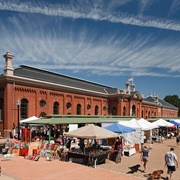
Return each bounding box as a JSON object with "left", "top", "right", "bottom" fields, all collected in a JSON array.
[
  {"left": 104, "top": 123, "right": 136, "bottom": 134},
  {"left": 64, "top": 124, "right": 118, "bottom": 139}
]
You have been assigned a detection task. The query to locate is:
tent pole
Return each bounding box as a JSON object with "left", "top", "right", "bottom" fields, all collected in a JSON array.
[{"left": 48, "top": 127, "right": 51, "bottom": 143}]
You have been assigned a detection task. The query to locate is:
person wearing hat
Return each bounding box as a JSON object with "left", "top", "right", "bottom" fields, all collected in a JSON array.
[{"left": 165, "top": 147, "right": 178, "bottom": 180}]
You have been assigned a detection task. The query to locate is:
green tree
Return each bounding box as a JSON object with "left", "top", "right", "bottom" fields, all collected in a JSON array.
[{"left": 164, "top": 95, "right": 180, "bottom": 116}]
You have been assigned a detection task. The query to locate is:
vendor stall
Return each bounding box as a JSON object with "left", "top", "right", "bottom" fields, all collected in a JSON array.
[
  {"left": 64, "top": 124, "right": 117, "bottom": 167},
  {"left": 68, "top": 147, "right": 109, "bottom": 167}
]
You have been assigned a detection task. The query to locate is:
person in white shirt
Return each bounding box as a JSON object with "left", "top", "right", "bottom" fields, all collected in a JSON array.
[{"left": 164, "top": 147, "right": 178, "bottom": 180}]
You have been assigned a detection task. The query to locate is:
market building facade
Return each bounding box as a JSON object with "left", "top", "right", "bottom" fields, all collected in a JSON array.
[{"left": 0, "top": 52, "right": 178, "bottom": 137}]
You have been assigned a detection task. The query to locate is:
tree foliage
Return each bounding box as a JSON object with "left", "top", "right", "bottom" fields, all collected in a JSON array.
[{"left": 164, "top": 95, "right": 180, "bottom": 116}]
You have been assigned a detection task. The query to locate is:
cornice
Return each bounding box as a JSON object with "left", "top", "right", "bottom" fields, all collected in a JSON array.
[{"left": 2, "top": 75, "right": 109, "bottom": 98}]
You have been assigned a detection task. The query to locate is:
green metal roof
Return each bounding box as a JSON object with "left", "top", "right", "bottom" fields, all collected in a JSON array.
[
  {"left": 147, "top": 117, "right": 180, "bottom": 122},
  {"left": 23, "top": 115, "right": 135, "bottom": 125}
]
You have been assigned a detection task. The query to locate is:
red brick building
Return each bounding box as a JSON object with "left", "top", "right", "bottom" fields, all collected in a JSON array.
[{"left": 0, "top": 52, "right": 178, "bottom": 137}]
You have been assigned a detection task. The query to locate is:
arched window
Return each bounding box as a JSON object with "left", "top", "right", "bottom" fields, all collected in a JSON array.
[
  {"left": 154, "top": 111, "right": 156, "bottom": 117},
  {"left": 21, "top": 98, "right": 28, "bottom": 119},
  {"left": 123, "top": 106, "right": 126, "bottom": 116},
  {"left": 39, "top": 112, "right": 46, "bottom": 117},
  {"left": 77, "top": 104, "right": 81, "bottom": 115},
  {"left": 137, "top": 108, "right": 139, "bottom": 117},
  {"left": 0, "top": 98, "right": 4, "bottom": 121},
  {"left": 148, "top": 111, "right": 150, "bottom": 118},
  {"left": 53, "top": 102, "right": 59, "bottom": 114},
  {"left": 95, "top": 105, "right": 99, "bottom": 115},
  {"left": 132, "top": 105, "right": 136, "bottom": 116},
  {"left": 141, "top": 110, "right": 144, "bottom": 118},
  {"left": 112, "top": 106, "right": 117, "bottom": 115}
]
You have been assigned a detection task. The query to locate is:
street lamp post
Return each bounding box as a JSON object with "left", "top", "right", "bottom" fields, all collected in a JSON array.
[{"left": 16, "top": 99, "right": 21, "bottom": 140}]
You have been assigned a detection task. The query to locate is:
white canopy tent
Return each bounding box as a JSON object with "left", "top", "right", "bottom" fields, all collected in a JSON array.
[
  {"left": 138, "top": 118, "right": 158, "bottom": 130},
  {"left": 120, "top": 131, "right": 141, "bottom": 145},
  {"left": 119, "top": 118, "right": 142, "bottom": 131},
  {"left": 118, "top": 119, "right": 142, "bottom": 145},
  {"left": 102, "top": 119, "right": 141, "bottom": 146},
  {"left": 137, "top": 118, "right": 158, "bottom": 144},
  {"left": 152, "top": 118, "right": 174, "bottom": 127},
  {"left": 119, "top": 118, "right": 160, "bottom": 144}
]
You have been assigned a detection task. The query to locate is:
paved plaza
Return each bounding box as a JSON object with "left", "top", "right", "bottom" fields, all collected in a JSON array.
[
  {"left": 0, "top": 138, "right": 179, "bottom": 180},
  {"left": 99, "top": 138, "right": 180, "bottom": 180}
]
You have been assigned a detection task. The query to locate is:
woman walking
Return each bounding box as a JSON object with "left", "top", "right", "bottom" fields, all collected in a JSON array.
[{"left": 140, "top": 146, "right": 150, "bottom": 172}]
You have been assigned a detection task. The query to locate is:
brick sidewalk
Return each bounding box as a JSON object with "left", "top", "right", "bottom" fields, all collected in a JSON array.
[
  {"left": 0, "top": 138, "right": 179, "bottom": 180},
  {"left": 99, "top": 138, "right": 180, "bottom": 180},
  {"left": 0, "top": 156, "right": 140, "bottom": 180}
]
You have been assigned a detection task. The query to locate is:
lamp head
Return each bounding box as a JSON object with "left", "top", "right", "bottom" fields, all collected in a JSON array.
[{"left": 16, "top": 99, "right": 21, "bottom": 106}]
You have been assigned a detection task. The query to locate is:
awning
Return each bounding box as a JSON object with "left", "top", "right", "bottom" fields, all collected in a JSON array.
[{"left": 22, "top": 116, "right": 133, "bottom": 125}]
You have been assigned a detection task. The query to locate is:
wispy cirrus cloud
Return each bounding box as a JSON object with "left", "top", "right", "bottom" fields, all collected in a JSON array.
[
  {"left": 0, "top": 23, "right": 179, "bottom": 78},
  {"left": 0, "top": 0, "right": 180, "bottom": 80},
  {"left": 169, "top": 0, "right": 180, "bottom": 17},
  {"left": 0, "top": 0, "right": 180, "bottom": 31}
]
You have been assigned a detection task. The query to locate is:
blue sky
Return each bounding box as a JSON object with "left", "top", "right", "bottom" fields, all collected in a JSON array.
[{"left": 0, "top": 0, "right": 180, "bottom": 99}]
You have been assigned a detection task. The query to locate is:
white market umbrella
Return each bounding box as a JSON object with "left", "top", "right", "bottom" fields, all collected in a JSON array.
[{"left": 64, "top": 124, "right": 118, "bottom": 139}]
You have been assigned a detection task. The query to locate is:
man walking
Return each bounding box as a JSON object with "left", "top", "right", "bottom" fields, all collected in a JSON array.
[{"left": 164, "top": 147, "right": 178, "bottom": 180}]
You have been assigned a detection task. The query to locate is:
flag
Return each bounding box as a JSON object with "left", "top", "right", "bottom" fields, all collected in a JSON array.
[{"left": 128, "top": 77, "right": 133, "bottom": 82}]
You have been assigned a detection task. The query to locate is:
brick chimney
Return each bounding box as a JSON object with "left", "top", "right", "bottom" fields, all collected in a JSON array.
[{"left": 3, "top": 52, "right": 14, "bottom": 76}]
